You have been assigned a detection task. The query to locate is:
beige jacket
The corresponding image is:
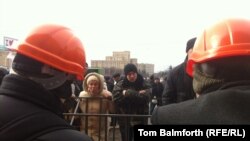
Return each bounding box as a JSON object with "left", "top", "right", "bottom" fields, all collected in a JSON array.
[{"left": 79, "top": 73, "right": 114, "bottom": 141}]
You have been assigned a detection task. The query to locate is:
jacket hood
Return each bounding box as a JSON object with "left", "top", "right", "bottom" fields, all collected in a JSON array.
[{"left": 83, "top": 72, "right": 104, "bottom": 94}]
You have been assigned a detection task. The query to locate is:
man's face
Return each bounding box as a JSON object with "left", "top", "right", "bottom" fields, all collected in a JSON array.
[
  {"left": 126, "top": 72, "right": 137, "bottom": 82},
  {"left": 113, "top": 76, "right": 120, "bottom": 82}
]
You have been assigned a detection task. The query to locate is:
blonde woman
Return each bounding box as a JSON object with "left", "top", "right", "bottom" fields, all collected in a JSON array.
[{"left": 79, "top": 72, "right": 113, "bottom": 141}]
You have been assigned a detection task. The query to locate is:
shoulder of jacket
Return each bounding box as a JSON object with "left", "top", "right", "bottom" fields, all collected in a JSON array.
[{"left": 37, "top": 129, "right": 92, "bottom": 141}]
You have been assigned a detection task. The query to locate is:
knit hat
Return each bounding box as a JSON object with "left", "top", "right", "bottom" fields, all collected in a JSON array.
[
  {"left": 12, "top": 53, "right": 44, "bottom": 75},
  {"left": 124, "top": 63, "right": 137, "bottom": 75},
  {"left": 193, "top": 56, "right": 250, "bottom": 94},
  {"left": 186, "top": 37, "right": 197, "bottom": 53},
  {"left": 12, "top": 53, "right": 69, "bottom": 90}
]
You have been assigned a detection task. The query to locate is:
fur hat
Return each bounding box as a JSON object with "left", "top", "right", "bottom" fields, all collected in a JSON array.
[
  {"left": 86, "top": 75, "right": 99, "bottom": 85},
  {"left": 186, "top": 37, "right": 197, "bottom": 53},
  {"left": 83, "top": 72, "right": 104, "bottom": 92},
  {"left": 124, "top": 63, "right": 137, "bottom": 75}
]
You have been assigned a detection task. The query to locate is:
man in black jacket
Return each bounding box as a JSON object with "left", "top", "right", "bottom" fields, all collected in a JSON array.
[
  {"left": 0, "top": 24, "right": 91, "bottom": 141},
  {"left": 149, "top": 77, "right": 164, "bottom": 114},
  {"left": 113, "top": 63, "right": 151, "bottom": 141},
  {"left": 162, "top": 37, "right": 196, "bottom": 105},
  {"left": 152, "top": 18, "right": 250, "bottom": 124}
]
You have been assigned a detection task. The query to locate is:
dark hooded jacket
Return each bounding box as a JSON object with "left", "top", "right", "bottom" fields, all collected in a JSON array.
[{"left": 0, "top": 74, "right": 91, "bottom": 141}]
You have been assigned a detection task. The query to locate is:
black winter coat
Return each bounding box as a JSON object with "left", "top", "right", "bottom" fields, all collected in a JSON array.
[
  {"left": 112, "top": 74, "right": 151, "bottom": 125},
  {"left": 113, "top": 74, "right": 151, "bottom": 114},
  {"left": 152, "top": 81, "right": 250, "bottom": 124},
  {"left": 162, "top": 61, "right": 195, "bottom": 105},
  {"left": 151, "top": 82, "right": 164, "bottom": 106},
  {"left": 0, "top": 74, "right": 91, "bottom": 141}
]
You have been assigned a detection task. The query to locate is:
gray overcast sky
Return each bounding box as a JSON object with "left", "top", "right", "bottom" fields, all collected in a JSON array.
[{"left": 0, "top": 0, "right": 249, "bottom": 72}]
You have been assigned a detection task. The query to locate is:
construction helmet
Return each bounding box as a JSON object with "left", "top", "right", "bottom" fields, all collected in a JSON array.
[
  {"left": 10, "top": 24, "right": 86, "bottom": 80},
  {"left": 187, "top": 18, "right": 250, "bottom": 76}
]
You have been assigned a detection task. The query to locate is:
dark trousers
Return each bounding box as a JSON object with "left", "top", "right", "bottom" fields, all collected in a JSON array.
[
  {"left": 118, "top": 117, "right": 147, "bottom": 141},
  {"left": 119, "top": 124, "right": 133, "bottom": 141}
]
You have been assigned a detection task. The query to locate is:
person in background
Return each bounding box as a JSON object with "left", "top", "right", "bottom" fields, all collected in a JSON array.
[
  {"left": 152, "top": 18, "right": 250, "bottom": 124},
  {"left": 162, "top": 37, "right": 196, "bottom": 105},
  {"left": 63, "top": 64, "right": 89, "bottom": 131},
  {"left": 112, "top": 72, "right": 121, "bottom": 85},
  {"left": 112, "top": 63, "right": 151, "bottom": 141},
  {"left": 79, "top": 72, "right": 113, "bottom": 141},
  {"left": 0, "top": 24, "right": 91, "bottom": 141},
  {"left": 0, "top": 66, "right": 9, "bottom": 86},
  {"left": 149, "top": 77, "right": 164, "bottom": 114},
  {"left": 104, "top": 75, "right": 114, "bottom": 92},
  {"left": 149, "top": 75, "right": 155, "bottom": 86},
  {"left": 108, "top": 72, "right": 121, "bottom": 126}
]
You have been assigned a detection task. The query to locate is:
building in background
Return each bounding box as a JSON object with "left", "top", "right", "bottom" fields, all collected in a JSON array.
[
  {"left": 138, "top": 63, "right": 154, "bottom": 76},
  {"left": 91, "top": 51, "right": 154, "bottom": 76},
  {"left": 1, "top": 45, "right": 155, "bottom": 77}
]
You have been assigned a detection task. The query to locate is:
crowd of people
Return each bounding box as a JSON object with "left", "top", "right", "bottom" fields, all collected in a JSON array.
[{"left": 1, "top": 18, "right": 250, "bottom": 141}]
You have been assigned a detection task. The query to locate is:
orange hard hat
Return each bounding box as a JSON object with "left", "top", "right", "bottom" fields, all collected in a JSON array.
[
  {"left": 187, "top": 18, "right": 250, "bottom": 77},
  {"left": 11, "top": 24, "right": 86, "bottom": 80}
]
